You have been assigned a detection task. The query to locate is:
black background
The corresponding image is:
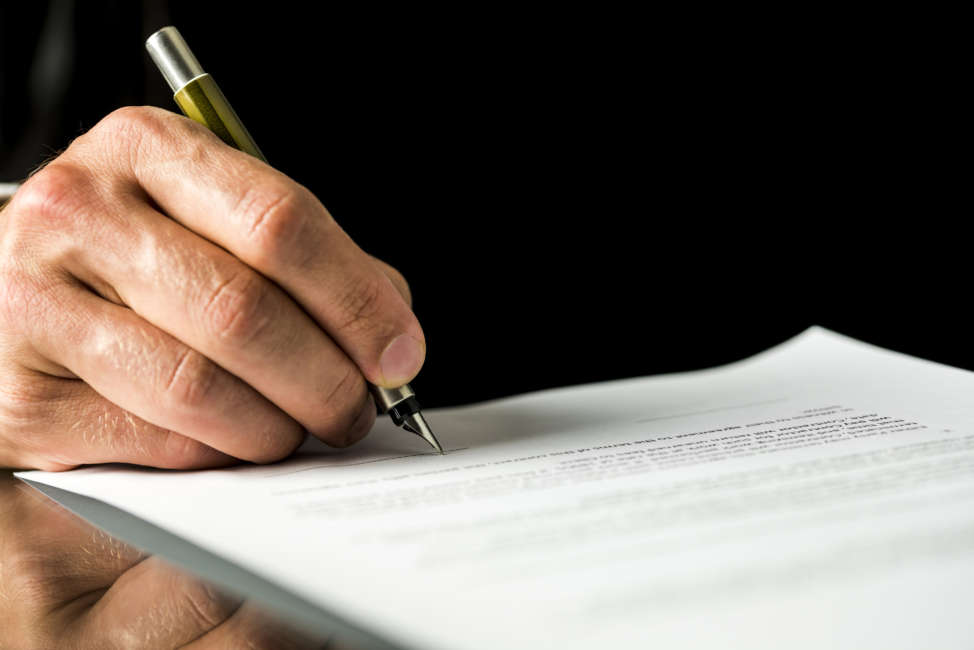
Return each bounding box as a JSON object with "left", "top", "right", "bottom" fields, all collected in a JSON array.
[{"left": 2, "top": 3, "right": 967, "bottom": 407}]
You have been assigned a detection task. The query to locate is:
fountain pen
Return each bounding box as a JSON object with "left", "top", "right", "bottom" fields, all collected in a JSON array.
[{"left": 145, "top": 26, "right": 443, "bottom": 454}]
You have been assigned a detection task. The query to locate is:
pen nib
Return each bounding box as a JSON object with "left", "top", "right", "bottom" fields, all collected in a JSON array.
[{"left": 402, "top": 412, "right": 444, "bottom": 454}]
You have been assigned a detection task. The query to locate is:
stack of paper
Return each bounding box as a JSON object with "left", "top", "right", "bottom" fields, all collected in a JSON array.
[{"left": 19, "top": 328, "right": 974, "bottom": 649}]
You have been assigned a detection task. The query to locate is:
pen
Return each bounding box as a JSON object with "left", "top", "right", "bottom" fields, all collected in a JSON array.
[{"left": 145, "top": 26, "right": 444, "bottom": 454}]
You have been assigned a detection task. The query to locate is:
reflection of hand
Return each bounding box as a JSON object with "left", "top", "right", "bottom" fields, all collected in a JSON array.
[
  {"left": 0, "top": 473, "right": 337, "bottom": 648},
  {"left": 0, "top": 106, "right": 423, "bottom": 470}
]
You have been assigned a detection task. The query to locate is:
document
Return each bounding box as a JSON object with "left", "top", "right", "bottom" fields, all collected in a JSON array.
[{"left": 18, "top": 328, "right": 974, "bottom": 649}]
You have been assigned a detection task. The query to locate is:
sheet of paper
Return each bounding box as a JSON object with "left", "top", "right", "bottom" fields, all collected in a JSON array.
[{"left": 18, "top": 328, "right": 974, "bottom": 649}]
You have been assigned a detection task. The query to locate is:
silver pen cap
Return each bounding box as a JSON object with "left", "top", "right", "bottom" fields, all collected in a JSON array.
[{"left": 146, "top": 26, "right": 204, "bottom": 92}]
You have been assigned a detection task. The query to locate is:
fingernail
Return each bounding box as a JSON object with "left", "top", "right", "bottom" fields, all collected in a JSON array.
[{"left": 379, "top": 334, "right": 425, "bottom": 386}]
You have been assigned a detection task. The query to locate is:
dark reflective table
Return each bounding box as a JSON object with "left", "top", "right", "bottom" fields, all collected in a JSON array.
[{"left": 0, "top": 471, "right": 357, "bottom": 649}]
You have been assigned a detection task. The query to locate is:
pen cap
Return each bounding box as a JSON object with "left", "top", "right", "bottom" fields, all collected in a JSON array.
[{"left": 146, "top": 26, "right": 205, "bottom": 92}]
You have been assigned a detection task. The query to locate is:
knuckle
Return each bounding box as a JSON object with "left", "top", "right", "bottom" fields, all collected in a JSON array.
[
  {"left": 0, "top": 374, "right": 60, "bottom": 438},
  {"left": 2, "top": 545, "right": 63, "bottom": 625},
  {"left": 0, "top": 376, "right": 77, "bottom": 471},
  {"left": 94, "top": 105, "right": 154, "bottom": 145},
  {"left": 101, "top": 105, "right": 163, "bottom": 129},
  {"left": 2, "top": 581, "right": 48, "bottom": 644},
  {"left": 96, "top": 106, "right": 169, "bottom": 142},
  {"left": 89, "top": 105, "right": 176, "bottom": 174},
  {"left": 309, "top": 365, "right": 366, "bottom": 442},
  {"left": 1, "top": 279, "right": 68, "bottom": 355},
  {"left": 175, "top": 576, "right": 238, "bottom": 631},
  {"left": 239, "top": 183, "right": 310, "bottom": 268},
  {"left": 335, "top": 273, "right": 386, "bottom": 335},
  {"left": 163, "top": 348, "right": 220, "bottom": 410},
  {"left": 8, "top": 162, "right": 92, "bottom": 230},
  {"left": 202, "top": 270, "right": 274, "bottom": 347}
]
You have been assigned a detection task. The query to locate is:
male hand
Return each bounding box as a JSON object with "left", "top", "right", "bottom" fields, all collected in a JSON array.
[
  {"left": 0, "top": 472, "right": 347, "bottom": 648},
  {"left": 0, "top": 107, "right": 424, "bottom": 470}
]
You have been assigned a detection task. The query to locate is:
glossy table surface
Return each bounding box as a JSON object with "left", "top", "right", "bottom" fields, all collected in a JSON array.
[{"left": 0, "top": 471, "right": 354, "bottom": 649}]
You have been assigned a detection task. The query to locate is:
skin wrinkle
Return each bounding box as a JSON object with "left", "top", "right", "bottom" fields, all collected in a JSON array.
[
  {"left": 0, "top": 100, "right": 386, "bottom": 644},
  {"left": 43, "top": 527, "right": 144, "bottom": 641},
  {"left": 311, "top": 363, "right": 362, "bottom": 438},
  {"left": 81, "top": 187, "right": 361, "bottom": 454},
  {"left": 0, "top": 280, "right": 167, "bottom": 470},
  {"left": 77, "top": 560, "right": 163, "bottom": 648},
  {"left": 242, "top": 185, "right": 298, "bottom": 246},
  {"left": 0, "top": 377, "right": 60, "bottom": 447},
  {"left": 237, "top": 185, "right": 330, "bottom": 282},
  {"left": 128, "top": 224, "right": 255, "bottom": 355},
  {"left": 0, "top": 490, "right": 19, "bottom": 610},
  {"left": 9, "top": 279, "right": 94, "bottom": 382},
  {"left": 0, "top": 271, "right": 60, "bottom": 361},
  {"left": 0, "top": 111, "right": 418, "bottom": 463},
  {"left": 105, "top": 604, "right": 161, "bottom": 649},
  {"left": 200, "top": 273, "right": 239, "bottom": 331},
  {"left": 201, "top": 271, "right": 278, "bottom": 351},
  {"left": 123, "top": 107, "right": 222, "bottom": 185},
  {"left": 55, "top": 178, "right": 146, "bottom": 310},
  {"left": 96, "top": 108, "right": 158, "bottom": 185},
  {"left": 332, "top": 272, "right": 386, "bottom": 336},
  {"left": 121, "top": 563, "right": 238, "bottom": 647},
  {"left": 180, "top": 579, "right": 235, "bottom": 633},
  {"left": 11, "top": 549, "right": 94, "bottom": 623},
  {"left": 10, "top": 170, "right": 126, "bottom": 317},
  {"left": 181, "top": 600, "right": 248, "bottom": 647},
  {"left": 164, "top": 347, "right": 196, "bottom": 403}
]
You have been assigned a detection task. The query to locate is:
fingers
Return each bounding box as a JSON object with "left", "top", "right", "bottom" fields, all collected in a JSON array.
[
  {"left": 75, "top": 557, "right": 244, "bottom": 647},
  {"left": 83, "top": 559, "right": 327, "bottom": 649},
  {"left": 68, "top": 196, "right": 375, "bottom": 447},
  {"left": 0, "top": 367, "right": 235, "bottom": 470},
  {"left": 3, "top": 156, "right": 378, "bottom": 465},
  {"left": 70, "top": 106, "right": 425, "bottom": 389},
  {"left": 0, "top": 477, "right": 319, "bottom": 648},
  {"left": 0, "top": 473, "right": 146, "bottom": 646},
  {"left": 25, "top": 283, "right": 307, "bottom": 464}
]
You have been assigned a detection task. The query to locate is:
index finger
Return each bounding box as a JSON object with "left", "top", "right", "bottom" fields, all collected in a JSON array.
[{"left": 74, "top": 107, "right": 426, "bottom": 389}]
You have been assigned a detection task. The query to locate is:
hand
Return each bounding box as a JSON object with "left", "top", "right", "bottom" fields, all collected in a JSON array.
[
  {"left": 0, "top": 472, "right": 351, "bottom": 648},
  {"left": 0, "top": 106, "right": 424, "bottom": 470}
]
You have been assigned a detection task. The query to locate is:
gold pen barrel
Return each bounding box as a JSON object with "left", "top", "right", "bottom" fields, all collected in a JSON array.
[
  {"left": 146, "top": 26, "right": 443, "bottom": 454},
  {"left": 145, "top": 27, "right": 265, "bottom": 161}
]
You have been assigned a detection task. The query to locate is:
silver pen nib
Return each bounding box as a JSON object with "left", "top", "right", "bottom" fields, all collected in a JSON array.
[
  {"left": 402, "top": 412, "right": 444, "bottom": 454},
  {"left": 369, "top": 383, "right": 443, "bottom": 454}
]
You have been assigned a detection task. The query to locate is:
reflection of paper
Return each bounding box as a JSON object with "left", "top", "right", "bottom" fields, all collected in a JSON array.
[{"left": 18, "top": 327, "right": 974, "bottom": 649}]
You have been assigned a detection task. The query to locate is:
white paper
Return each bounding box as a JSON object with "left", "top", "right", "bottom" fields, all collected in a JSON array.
[{"left": 18, "top": 327, "right": 974, "bottom": 649}]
